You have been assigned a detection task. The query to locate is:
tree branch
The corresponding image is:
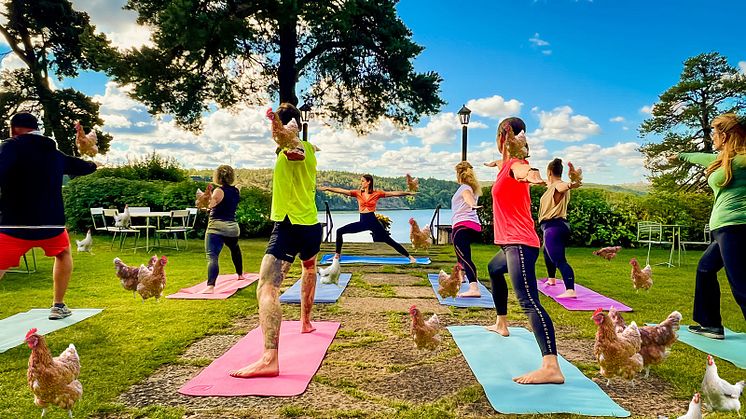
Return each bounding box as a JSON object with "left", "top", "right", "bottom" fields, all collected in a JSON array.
[
  {"left": 296, "top": 41, "right": 344, "bottom": 75},
  {"left": 0, "top": 24, "right": 31, "bottom": 68}
]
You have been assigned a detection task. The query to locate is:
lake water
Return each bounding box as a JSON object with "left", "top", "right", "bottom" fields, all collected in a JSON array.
[{"left": 318, "top": 208, "right": 453, "bottom": 243}]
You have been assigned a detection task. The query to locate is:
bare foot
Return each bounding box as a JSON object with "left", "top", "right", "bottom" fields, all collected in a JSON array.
[
  {"left": 301, "top": 322, "right": 316, "bottom": 333},
  {"left": 229, "top": 357, "right": 279, "bottom": 378},
  {"left": 556, "top": 289, "right": 577, "bottom": 298},
  {"left": 200, "top": 285, "right": 215, "bottom": 294},
  {"left": 408, "top": 256, "right": 417, "bottom": 264},
  {"left": 485, "top": 322, "right": 509, "bottom": 337},
  {"left": 458, "top": 282, "right": 481, "bottom": 298},
  {"left": 546, "top": 278, "right": 557, "bottom": 286},
  {"left": 513, "top": 367, "right": 565, "bottom": 384}
]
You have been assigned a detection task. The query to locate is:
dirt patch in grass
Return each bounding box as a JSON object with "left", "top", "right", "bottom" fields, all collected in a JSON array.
[
  {"left": 364, "top": 273, "right": 425, "bottom": 286},
  {"left": 594, "top": 375, "right": 687, "bottom": 417},
  {"left": 393, "top": 286, "right": 435, "bottom": 298},
  {"left": 557, "top": 338, "right": 596, "bottom": 363},
  {"left": 181, "top": 335, "right": 243, "bottom": 360}
]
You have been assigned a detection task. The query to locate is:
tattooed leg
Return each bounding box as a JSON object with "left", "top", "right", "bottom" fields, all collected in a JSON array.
[
  {"left": 300, "top": 256, "right": 318, "bottom": 333},
  {"left": 230, "top": 254, "right": 291, "bottom": 378}
]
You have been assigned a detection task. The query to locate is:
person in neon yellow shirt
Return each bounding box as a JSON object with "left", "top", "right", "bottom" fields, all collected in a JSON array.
[
  {"left": 231, "top": 103, "right": 322, "bottom": 378},
  {"left": 677, "top": 113, "right": 746, "bottom": 340}
]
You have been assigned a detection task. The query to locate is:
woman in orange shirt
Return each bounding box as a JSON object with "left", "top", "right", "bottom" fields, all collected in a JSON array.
[{"left": 320, "top": 174, "right": 416, "bottom": 263}]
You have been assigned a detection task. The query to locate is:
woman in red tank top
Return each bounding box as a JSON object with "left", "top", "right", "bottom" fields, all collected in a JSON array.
[
  {"left": 320, "top": 174, "right": 416, "bottom": 262},
  {"left": 484, "top": 117, "right": 565, "bottom": 385}
]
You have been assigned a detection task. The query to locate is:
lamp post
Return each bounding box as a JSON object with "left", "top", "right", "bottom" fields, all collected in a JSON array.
[
  {"left": 299, "top": 102, "right": 312, "bottom": 142},
  {"left": 457, "top": 104, "right": 472, "bottom": 161}
]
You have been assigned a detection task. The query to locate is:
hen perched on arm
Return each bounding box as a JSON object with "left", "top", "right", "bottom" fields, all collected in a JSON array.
[
  {"left": 405, "top": 173, "right": 419, "bottom": 192},
  {"left": 137, "top": 255, "right": 168, "bottom": 302},
  {"left": 629, "top": 258, "right": 653, "bottom": 291},
  {"left": 409, "top": 305, "right": 441, "bottom": 350},
  {"left": 592, "top": 246, "right": 621, "bottom": 261},
  {"left": 409, "top": 218, "right": 432, "bottom": 251},
  {"left": 504, "top": 130, "right": 529, "bottom": 159},
  {"left": 25, "top": 328, "right": 82, "bottom": 418},
  {"left": 701, "top": 355, "right": 745, "bottom": 413},
  {"left": 677, "top": 393, "right": 703, "bottom": 419},
  {"left": 592, "top": 308, "right": 644, "bottom": 385},
  {"left": 437, "top": 264, "right": 463, "bottom": 299},
  {"left": 567, "top": 161, "right": 583, "bottom": 184},
  {"left": 266, "top": 108, "right": 302, "bottom": 150},
  {"left": 75, "top": 230, "right": 93, "bottom": 254},
  {"left": 608, "top": 307, "right": 682, "bottom": 377},
  {"left": 195, "top": 184, "right": 214, "bottom": 210},
  {"left": 74, "top": 121, "right": 98, "bottom": 157}
]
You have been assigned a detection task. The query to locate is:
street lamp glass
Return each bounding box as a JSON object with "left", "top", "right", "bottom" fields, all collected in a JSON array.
[
  {"left": 458, "top": 105, "right": 471, "bottom": 125},
  {"left": 299, "top": 103, "right": 312, "bottom": 123}
]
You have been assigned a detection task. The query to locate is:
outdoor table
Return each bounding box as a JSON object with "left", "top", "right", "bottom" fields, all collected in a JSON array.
[
  {"left": 659, "top": 224, "right": 682, "bottom": 267},
  {"left": 129, "top": 211, "right": 171, "bottom": 252}
]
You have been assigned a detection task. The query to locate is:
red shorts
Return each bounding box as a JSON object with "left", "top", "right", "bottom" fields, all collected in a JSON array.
[{"left": 0, "top": 231, "right": 70, "bottom": 270}]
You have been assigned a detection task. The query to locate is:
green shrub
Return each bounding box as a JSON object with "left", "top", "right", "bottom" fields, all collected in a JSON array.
[{"left": 92, "top": 152, "right": 187, "bottom": 182}]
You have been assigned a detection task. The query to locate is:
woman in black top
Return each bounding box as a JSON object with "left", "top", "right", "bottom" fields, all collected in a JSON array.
[{"left": 203, "top": 165, "right": 245, "bottom": 293}]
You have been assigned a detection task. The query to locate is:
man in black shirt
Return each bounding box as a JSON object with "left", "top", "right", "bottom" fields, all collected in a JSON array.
[{"left": 0, "top": 113, "right": 97, "bottom": 319}]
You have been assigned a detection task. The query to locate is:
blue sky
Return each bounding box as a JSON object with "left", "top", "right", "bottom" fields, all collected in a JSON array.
[{"left": 2, "top": 0, "right": 745, "bottom": 184}]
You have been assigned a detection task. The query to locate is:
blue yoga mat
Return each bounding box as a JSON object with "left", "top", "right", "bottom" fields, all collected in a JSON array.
[
  {"left": 280, "top": 273, "right": 352, "bottom": 304},
  {"left": 662, "top": 325, "right": 746, "bottom": 369},
  {"left": 319, "top": 254, "right": 431, "bottom": 265},
  {"left": 0, "top": 309, "right": 103, "bottom": 353},
  {"left": 449, "top": 326, "right": 630, "bottom": 417},
  {"left": 427, "top": 274, "right": 494, "bottom": 308}
]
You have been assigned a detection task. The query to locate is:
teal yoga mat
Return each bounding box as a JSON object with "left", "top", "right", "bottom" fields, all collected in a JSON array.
[
  {"left": 664, "top": 325, "right": 746, "bottom": 369},
  {"left": 0, "top": 309, "right": 103, "bottom": 353},
  {"left": 448, "top": 325, "right": 630, "bottom": 417}
]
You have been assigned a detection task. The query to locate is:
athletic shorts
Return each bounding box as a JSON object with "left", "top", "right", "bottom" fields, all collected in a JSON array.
[
  {"left": 265, "top": 217, "right": 322, "bottom": 263},
  {"left": 0, "top": 230, "right": 70, "bottom": 270}
]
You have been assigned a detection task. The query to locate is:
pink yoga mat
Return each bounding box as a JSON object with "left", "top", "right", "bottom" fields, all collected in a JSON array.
[
  {"left": 179, "top": 321, "right": 340, "bottom": 396},
  {"left": 537, "top": 278, "right": 632, "bottom": 312},
  {"left": 166, "top": 274, "right": 259, "bottom": 300}
]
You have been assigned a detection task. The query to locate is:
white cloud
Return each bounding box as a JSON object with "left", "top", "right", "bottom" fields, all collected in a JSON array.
[
  {"left": 71, "top": 0, "right": 152, "bottom": 49},
  {"left": 609, "top": 116, "right": 625, "bottom": 123},
  {"left": 413, "top": 112, "right": 487, "bottom": 146},
  {"left": 465, "top": 95, "right": 523, "bottom": 119},
  {"left": 739, "top": 61, "right": 746, "bottom": 75},
  {"left": 640, "top": 104, "right": 654, "bottom": 114},
  {"left": 622, "top": 126, "right": 630, "bottom": 131},
  {"left": 1, "top": 53, "right": 25, "bottom": 70},
  {"left": 531, "top": 106, "right": 601, "bottom": 142},
  {"left": 529, "top": 33, "right": 550, "bottom": 47}
]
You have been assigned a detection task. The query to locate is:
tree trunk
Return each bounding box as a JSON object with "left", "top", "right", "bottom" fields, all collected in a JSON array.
[{"left": 277, "top": 13, "right": 298, "bottom": 106}]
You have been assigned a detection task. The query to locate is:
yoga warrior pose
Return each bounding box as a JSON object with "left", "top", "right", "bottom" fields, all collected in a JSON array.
[
  {"left": 231, "top": 103, "right": 322, "bottom": 378},
  {"left": 320, "top": 175, "right": 416, "bottom": 263},
  {"left": 203, "top": 165, "right": 247, "bottom": 294},
  {"left": 485, "top": 117, "right": 565, "bottom": 385},
  {"left": 450, "top": 161, "right": 483, "bottom": 297},
  {"left": 676, "top": 113, "right": 746, "bottom": 340},
  {"left": 538, "top": 158, "right": 581, "bottom": 298}
]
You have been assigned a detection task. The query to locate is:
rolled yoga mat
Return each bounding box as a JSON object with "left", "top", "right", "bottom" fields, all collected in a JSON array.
[
  {"left": 280, "top": 273, "right": 352, "bottom": 304},
  {"left": 179, "top": 321, "right": 340, "bottom": 396},
  {"left": 448, "top": 325, "right": 630, "bottom": 417}
]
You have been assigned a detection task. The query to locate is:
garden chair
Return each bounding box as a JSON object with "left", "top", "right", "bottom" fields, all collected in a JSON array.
[
  {"left": 636, "top": 221, "right": 672, "bottom": 266},
  {"left": 103, "top": 208, "right": 141, "bottom": 252},
  {"left": 681, "top": 224, "right": 712, "bottom": 251},
  {"left": 6, "top": 249, "right": 37, "bottom": 274},
  {"left": 89, "top": 207, "right": 108, "bottom": 232},
  {"left": 155, "top": 210, "right": 190, "bottom": 251}
]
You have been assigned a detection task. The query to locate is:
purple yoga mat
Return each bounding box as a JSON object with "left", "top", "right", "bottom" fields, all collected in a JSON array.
[{"left": 537, "top": 278, "right": 632, "bottom": 312}]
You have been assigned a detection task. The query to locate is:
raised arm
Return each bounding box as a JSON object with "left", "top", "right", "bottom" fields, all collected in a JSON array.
[
  {"left": 383, "top": 190, "right": 415, "bottom": 197},
  {"left": 511, "top": 161, "right": 545, "bottom": 185},
  {"left": 677, "top": 152, "right": 717, "bottom": 167},
  {"left": 318, "top": 186, "right": 355, "bottom": 197},
  {"left": 208, "top": 187, "right": 224, "bottom": 209},
  {"left": 554, "top": 180, "right": 582, "bottom": 194},
  {"left": 63, "top": 153, "right": 97, "bottom": 178},
  {"left": 461, "top": 188, "right": 481, "bottom": 208}
]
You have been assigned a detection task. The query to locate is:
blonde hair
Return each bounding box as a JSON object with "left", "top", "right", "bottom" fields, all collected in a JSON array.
[
  {"left": 707, "top": 113, "right": 746, "bottom": 187},
  {"left": 455, "top": 161, "right": 481, "bottom": 197},
  {"left": 213, "top": 165, "right": 235, "bottom": 186}
]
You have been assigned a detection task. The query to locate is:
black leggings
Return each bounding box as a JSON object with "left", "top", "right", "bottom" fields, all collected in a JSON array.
[
  {"left": 540, "top": 218, "right": 576, "bottom": 290},
  {"left": 335, "top": 212, "right": 410, "bottom": 257},
  {"left": 488, "top": 245, "right": 558, "bottom": 356},
  {"left": 693, "top": 224, "right": 746, "bottom": 327},
  {"left": 206, "top": 233, "right": 243, "bottom": 286},
  {"left": 452, "top": 225, "right": 481, "bottom": 283}
]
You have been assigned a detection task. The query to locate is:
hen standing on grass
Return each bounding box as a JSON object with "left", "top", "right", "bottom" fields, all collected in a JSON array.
[
  {"left": 137, "top": 255, "right": 168, "bottom": 302},
  {"left": 700, "top": 355, "right": 745, "bottom": 413},
  {"left": 409, "top": 305, "right": 441, "bottom": 349},
  {"left": 630, "top": 258, "right": 653, "bottom": 291},
  {"left": 592, "top": 308, "right": 644, "bottom": 384},
  {"left": 25, "top": 328, "right": 82, "bottom": 418},
  {"left": 592, "top": 246, "right": 621, "bottom": 261},
  {"left": 608, "top": 307, "right": 682, "bottom": 377},
  {"left": 677, "top": 393, "right": 703, "bottom": 419},
  {"left": 114, "top": 255, "right": 156, "bottom": 298},
  {"left": 75, "top": 230, "right": 93, "bottom": 253}
]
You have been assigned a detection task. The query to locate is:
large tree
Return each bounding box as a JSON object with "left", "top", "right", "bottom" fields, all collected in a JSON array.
[
  {"left": 639, "top": 52, "right": 746, "bottom": 192},
  {"left": 0, "top": 0, "right": 115, "bottom": 155},
  {"left": 113, "top": 0, "right": 444, "bottom": 132}
]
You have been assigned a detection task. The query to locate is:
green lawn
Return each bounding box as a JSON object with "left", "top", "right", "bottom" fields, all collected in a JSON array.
[{"left": 0, "top": 234, "right": 744, "bottom": 418}]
